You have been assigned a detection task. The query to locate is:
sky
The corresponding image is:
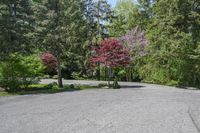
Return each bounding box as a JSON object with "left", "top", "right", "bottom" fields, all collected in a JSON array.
[
  {"left": 107, "top": 0, "right": 137, "bottom": 7},
  {"left": 107, "top": 0, "right": 117, "bottom": 7}
]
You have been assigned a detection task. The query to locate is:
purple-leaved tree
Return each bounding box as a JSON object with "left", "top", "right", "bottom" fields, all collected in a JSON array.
[
  {"left": 118, "top": 27, "right": 148, "bottom": 81},
  {"left": 119, "top": 27, "right": 148, "bottom": 61}
]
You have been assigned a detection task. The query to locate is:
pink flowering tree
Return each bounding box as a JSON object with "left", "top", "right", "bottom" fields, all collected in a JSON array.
[
  {"left": 119, "top": 27, "right": 148, "bottom": 61},
  {"left": 90, "top": 39, "right": 131, "bottom": 87},
  {"left": 118, "top": 27, "right": 148, "bottom": 81}
]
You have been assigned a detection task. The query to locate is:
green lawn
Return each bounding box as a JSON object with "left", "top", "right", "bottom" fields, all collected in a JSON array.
[{"left": 0, "top": 92, "right": 15, "bottom": 97}]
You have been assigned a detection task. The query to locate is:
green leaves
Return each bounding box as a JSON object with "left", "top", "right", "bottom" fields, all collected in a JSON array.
[
  {"left": 0, "top": 54, "right": 45, "bottom": 92},
  {"left": 0, "top": 0, "right": 36, "bottom": 60},
  {"left": 140, "top": 0, "right": 200, "bottom": 86}
]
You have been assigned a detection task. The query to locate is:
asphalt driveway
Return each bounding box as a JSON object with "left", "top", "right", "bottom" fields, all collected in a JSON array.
[{"left": 0, "top": 80, "right": 200, "bottom": 133}]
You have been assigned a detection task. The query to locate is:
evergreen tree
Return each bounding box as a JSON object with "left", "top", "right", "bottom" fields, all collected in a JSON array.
[
  {"left": 93, "top": 0, "right": 114, "bottom": 80},
  {"left": 137, "top": 0, "right": 155, "bottom": 28},
  {"left": 83, "top": 0, "right": 96, "bottom": 42},
  {"left": 141, "top": 0, "right": 200, "bottom": 86},
  {"left": 109, "top": 0, "right": 141, "bottom": 37},
  {"left": 36, "top": 0, "right": 85, "bottom": 87},
  {"left": 109, "top": 0, "right": 153, "bottom": 37},
  {"left": 93, "top": 0, "right": 114, "bottom": 39},
  {"left": 0, "top": 0, "right": 35, "bottom": 60}
]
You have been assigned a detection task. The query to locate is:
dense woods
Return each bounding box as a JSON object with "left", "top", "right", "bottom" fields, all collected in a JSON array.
[{"left": 0, "top": 0, "right": 200, "bottom": 91}]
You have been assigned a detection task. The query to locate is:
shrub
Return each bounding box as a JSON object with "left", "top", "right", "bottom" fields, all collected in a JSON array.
[
  {"left": 63, "top": 84, "right": 76, "bottom": 90},
  {"left": 71, "top": 72, "right": 88, "bottom": 80},
  {"left": 117, "top": 70, "right": 127, "bottom": 77},
  {"left": 0, "top": 54, "right": 45, "bottom": 92},
  {"left": 98, "top": 83, "right": 108, "bottom": 88},
  {"left": 113, "top": 78, "right": 121, "bottom": 89},
  {"left": 69, "top": 84, "right": 75, "bottom": 89},
  {"left": 47, "top": 82, "right": 58, "bottom": 90},
  {"left": 21, "top": 84, "right": 50, "bottom": 91}
]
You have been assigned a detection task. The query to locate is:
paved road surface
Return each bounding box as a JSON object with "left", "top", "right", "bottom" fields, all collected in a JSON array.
[{"left": 0, "top": 79, "right": 200, "bottom": 133}]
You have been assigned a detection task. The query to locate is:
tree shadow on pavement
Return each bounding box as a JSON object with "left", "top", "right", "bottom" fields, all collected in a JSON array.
[{"left": 120, "top": 85, "right": 145, "bottom": 89}]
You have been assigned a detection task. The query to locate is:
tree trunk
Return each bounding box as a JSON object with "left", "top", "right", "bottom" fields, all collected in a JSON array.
[
  {"left": 96, "top": 0, "right": 101, "bottom": 81},
  {"left": 57, "top": 60, "right": 63, "bottom": 88},
  {"left": 108, "top": 67, "right": 110, "bottom": 87},
  {"left": 97, "top": 63, "right": 100, "bottom": 80},
  {"left": 130, "top": 68, "right": 133, "bottom": 82},
  {"left": 104, "top": 67, "right": 107, "bottom": 81}
]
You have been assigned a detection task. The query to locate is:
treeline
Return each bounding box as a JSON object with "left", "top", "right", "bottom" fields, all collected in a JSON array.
[
  {"left": 110, "top": 0, "right": 200, "bottom": 87},
  {"left": 0, "top": 0, "right": 114, "bottom": 89},
  {"left": 0, "top": 0, "right": 200, "bottom": 89}
]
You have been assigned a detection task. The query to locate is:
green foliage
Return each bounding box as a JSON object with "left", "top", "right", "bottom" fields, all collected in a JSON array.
[
  {"left": 0, "top": 0, "right": 36, "bottom": 60},
  {"left": 98, "top": 83, "right": 108, "bottom": 88},
  {"left": 0, "top": 92, "right": 15, "bottom": 97},
  {"left": 190, "top": 44, "right": 200, "bottom": 86},
  {"left": 109, "top": 0, "right": 141, "bottom": 37},
  {"left": 117, "top": 70, "right": 127, "bottom": 78},
  {"left": 63, "top": 84, "right": 75, "bottom": 90},
  {"left": 0, "top": 83, "right": 101, "bottom": 96},
  {"left": 113, "top": 77, "right": 121, "bottom": 89},
  {"left": 47, "top": 82, "right": 58, "bottom": 90},
  {"left": 109, "top": 0, "right": 153, "bottom": 37},
  {"left": 63, "top": 84, "right": 98, "bottom": 90},
  {"left": 93, "top": 0, "right": 114, "bottom": 38},
  {"left": 1, "top": 0, "right": 200, "bottom": 88},
  {"left": 97, "top": 82, "right": 121, "bottom": 89},
  {"left": 0, "top": 54, "right": 45, "bottom": 92},
  {"left": 21, "top": 84, "right": 51, "bottom": 91},
  {"left": 35, "top": 0, "right": 88, "bottom": 87},
  {"left": 71, "top": 72, "right": 88, "bottom": 80},
  {"left": 138, "top": 0, "right": 200, "bottom": 87}
]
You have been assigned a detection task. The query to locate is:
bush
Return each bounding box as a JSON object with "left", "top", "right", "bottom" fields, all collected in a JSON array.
[
  {"left": 117, "top": 70, "right": 127, "bottom": 77},
  {"left": 71, "top": 72, "right": 88, "bottom": 80},
  {"left": 0, "top": 54, "right": 45, "bottom": 92},
  {"left": 69, "top": 84, "right": 75, "bottom": 89},
  {"left": 98, "top": 83, "right": 108, "bottom": 88},
  {"left": 112, "top": 78, "right": 121, "bottom": 89},
  {"left": 63, "top": 84, "right": 75, "bottom": 90},
  {"left": 47, "top": 82, "right": 58, "bottom": 90},
  {"left": 21, "top": 84, "right": 50, "bottom": 91}
]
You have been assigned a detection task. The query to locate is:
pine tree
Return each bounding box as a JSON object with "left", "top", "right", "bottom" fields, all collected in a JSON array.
[
  {"left": 137, "top": 0, "right": 155, "bottom": 28},
  {"left": 36, "top": 0, "right": 85, "bottom": 87},
  {"left": 109, "top": 0, "right": 141, "bottom": 37},
  {"left": 109, "top": 0, "right": 153, "bottom": 37},
  {"left": 142, "top": 0, "right": 200, "bottom": 86},
  {"left": 92, "top": 0, "right": 114, "bottom": 80},
  {"left": 93, "top": 0, "right": 114, "bottom": 39},
  {"left": 0, "top": 0, "right": 35, "bottom": 60},
  {"left": 83, "top": 0, "right": 96, "bottom": 42}
]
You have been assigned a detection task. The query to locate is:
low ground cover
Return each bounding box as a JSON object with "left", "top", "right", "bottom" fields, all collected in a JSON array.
[{"left": 0, "top": 83, "right": 102, "bottom": 97}]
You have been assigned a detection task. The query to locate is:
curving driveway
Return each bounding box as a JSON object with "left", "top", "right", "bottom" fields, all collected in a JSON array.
[{"left": 0, "top": 80, "right": 200, "bottom": 133}]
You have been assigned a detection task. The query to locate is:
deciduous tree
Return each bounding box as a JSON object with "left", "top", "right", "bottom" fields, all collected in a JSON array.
[
  {"left": 40, "top": 52, "right": 58, "bottom": 72},
  {"left": 90, "top": 39, "right": 130, "bottom": 87}
]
